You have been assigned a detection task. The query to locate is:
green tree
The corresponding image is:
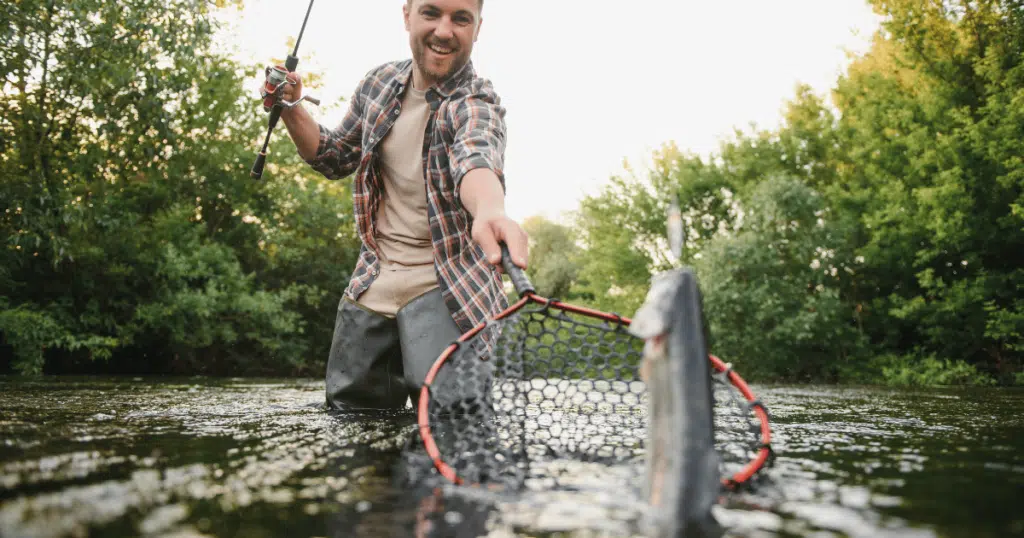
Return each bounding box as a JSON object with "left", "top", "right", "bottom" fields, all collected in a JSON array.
[
  {"left": 0, "top": 0, "right": 362, "bottom": 375},
  {"left": 828, "top": 0, "right": 1024, "bottom": 379},
  {"left": 572, "top": 166, "right": 662, "bottom": 317},
  {"left": 571, "top": 144, "right": 746, "bottom": 317},
  {"left": 695, "top": 176, "right": 866, "bottom": 381},
  {"left": 521, "top": 216, "right": 582, "bottom": 299}
]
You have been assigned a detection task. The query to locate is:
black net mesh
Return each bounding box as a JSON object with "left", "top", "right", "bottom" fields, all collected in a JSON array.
[
  {"left": 404, "top": 300, "right": 770, "bottom": 493},
  {"left": 711, "top": 368, "right": 774, "bottom": 489}
]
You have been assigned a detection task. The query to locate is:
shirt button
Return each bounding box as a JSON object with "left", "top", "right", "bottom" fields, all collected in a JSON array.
[{"left": 394, "top": 109, "right": 400, "bottom": 115}]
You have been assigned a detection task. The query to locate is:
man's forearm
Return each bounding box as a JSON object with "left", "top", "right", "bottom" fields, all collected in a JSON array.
[
  {"left": 281, "top": 105, "right": 321, "bottom": 161},
  {"left": 460, "top": 168, "right": 507, "bottom": 218}
]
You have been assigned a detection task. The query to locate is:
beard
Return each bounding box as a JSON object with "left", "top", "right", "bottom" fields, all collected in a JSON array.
[{"left": 411, "top": 36, "right": 470, "bottom": 87}]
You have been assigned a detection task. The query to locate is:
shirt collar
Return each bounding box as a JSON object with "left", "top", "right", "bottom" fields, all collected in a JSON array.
[{"left": 394, "top": 59, "right": 476, "bottom": 99}]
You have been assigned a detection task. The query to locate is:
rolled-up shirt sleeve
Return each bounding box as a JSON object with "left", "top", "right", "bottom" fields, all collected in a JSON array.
[
  {"left": 448, "top": 80, "right": 507, "bottom": 193},
  {"left": 305, "top": 84, "right": 366, "bottom": 180}
]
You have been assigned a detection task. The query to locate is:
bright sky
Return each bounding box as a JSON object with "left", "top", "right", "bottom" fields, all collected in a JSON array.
[{"left": 220, "top": 1, "right": 882, "bottom": 222}]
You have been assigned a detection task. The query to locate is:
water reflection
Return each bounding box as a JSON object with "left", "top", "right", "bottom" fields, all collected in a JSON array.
[
  {"left": 0, "top": 378, "right": 1021, "bottom": 537},
  {"left": 317, "top": 410, "right": 497, "bottom": 537}
]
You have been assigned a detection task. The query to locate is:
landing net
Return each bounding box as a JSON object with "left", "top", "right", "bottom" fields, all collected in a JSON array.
[{"left": 408, "top": 295, "right": 772, "bottom": 493}]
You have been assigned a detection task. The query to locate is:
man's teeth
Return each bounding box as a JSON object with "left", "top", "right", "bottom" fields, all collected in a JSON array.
[{"left": 429, "top": 44, "right": 453, "bottom": 54}]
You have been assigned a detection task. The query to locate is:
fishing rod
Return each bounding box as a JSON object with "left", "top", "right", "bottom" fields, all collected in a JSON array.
[{"left": 251, "top": 0, "right": 321, "bottom": 180}]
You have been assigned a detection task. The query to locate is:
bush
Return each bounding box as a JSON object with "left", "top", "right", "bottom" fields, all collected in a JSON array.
[
  {"left": 878, "top": 354, "right": 997, "bottom": 387},
  {"left": 0, "top": 300, "right": 119, "bottom": 376},
  {"left": 695, "top": 176, "right": 868, "bottom": 382}
]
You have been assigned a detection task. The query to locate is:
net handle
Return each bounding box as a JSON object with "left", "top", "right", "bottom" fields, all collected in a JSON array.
[{"left": 500, "top": 242, "right": 535, "bottom": 296}]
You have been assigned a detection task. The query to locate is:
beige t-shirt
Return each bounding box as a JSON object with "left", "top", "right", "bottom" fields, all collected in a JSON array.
[{"left": 356, "top": 86, "right": 439, "bottom": 316}]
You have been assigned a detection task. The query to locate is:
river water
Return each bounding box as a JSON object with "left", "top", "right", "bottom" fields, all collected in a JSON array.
[{"left": 0, "top": 377, "right": 1021, "bottom": 537}]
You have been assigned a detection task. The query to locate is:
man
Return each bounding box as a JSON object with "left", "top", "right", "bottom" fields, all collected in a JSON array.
[{"left": 277, "top": 0, "right": 528, "bottom": 411}]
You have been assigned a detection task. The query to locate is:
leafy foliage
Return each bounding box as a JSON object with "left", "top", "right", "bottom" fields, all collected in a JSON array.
[
  {"left": 877, "top": 354, "right": 997, "bottom": 387},
  {"left": 2, "top": 0, "right": 1021, "bottom": 386},
  {"left": 1, "top": 0, "right": 361, "bottom": 375},
  {"left": 570, "top": 0, "right": 1023, "bottom": 384},
  {"left": 521, "top": 216, "right": 582, "bottom": 300},
  {"left": 694, "top": 176, "right": 866, "bottom": 381}
]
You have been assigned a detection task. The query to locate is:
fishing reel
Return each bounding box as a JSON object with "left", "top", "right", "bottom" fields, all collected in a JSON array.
[{"left": 260, "top": 65, "right": 321, "bottom": 111}]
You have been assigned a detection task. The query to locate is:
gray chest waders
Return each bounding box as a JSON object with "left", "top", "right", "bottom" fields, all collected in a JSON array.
[{"left": 325, "top": 288, "right": 464, "bottom": 412}]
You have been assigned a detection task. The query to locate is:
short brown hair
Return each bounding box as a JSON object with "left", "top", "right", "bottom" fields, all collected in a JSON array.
[{"left": 407, "top": 0, "right": 484, "bottom": 9}]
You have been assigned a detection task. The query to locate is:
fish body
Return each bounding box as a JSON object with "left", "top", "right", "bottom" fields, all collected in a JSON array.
[{"left": 630, "top": 268, "right": 723, "bottom": 538}]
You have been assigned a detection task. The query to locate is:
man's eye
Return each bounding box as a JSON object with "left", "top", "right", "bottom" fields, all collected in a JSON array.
[
  {"left": 454, "top": 15, "right": 471, "bottom": 25},
  {"left": 421, "top": 8, "right": 439, "bottom": 18}
]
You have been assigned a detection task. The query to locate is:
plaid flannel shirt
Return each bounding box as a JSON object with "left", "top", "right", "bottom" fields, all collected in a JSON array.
[{"left": 305, "top": 59, "right": 509, "bottom": 332}]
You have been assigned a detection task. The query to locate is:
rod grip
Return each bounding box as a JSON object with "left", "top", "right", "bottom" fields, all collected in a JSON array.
[
  {"left": 251, "top": 152, "right": 267, "bottom": 179},
  {"left": 500, "top": 242, "right": 534, "bottom": 296},
  {"left": 251, "top": 105, "right": 283, "bottom": 180}
]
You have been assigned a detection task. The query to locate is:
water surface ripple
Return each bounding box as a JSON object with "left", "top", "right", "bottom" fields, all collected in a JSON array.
[{"left": 1, "top": 378, "right": 1021, "bottom": 537}]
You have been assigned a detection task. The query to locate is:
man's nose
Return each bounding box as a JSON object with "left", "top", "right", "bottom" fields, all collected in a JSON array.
[{"left": 433, "top": 17, "right": 455, "bottom": 39}]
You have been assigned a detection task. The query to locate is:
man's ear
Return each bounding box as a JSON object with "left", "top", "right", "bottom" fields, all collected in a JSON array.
[
  {"left": 474, "top": 16, "right": 483, "bottom": 42},
  {"left": 403, "top": 2, "right": 411, "bottom": 31}
]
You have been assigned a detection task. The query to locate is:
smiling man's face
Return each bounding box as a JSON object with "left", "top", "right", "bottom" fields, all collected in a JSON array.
[{"left": 403, "top": 0, "right": 482, "bottom": 89}]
